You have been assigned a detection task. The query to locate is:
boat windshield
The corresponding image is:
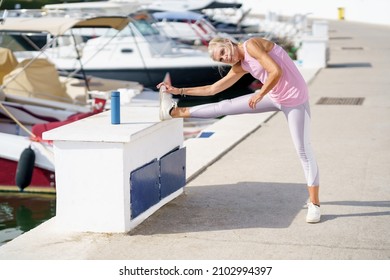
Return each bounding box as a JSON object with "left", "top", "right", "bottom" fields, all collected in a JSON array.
[
  {"left": 101, "top": 18, "right": 160, "bottom": 38},
  {"left": 132, "top": 19, "right": 160, "bottom": 36}
]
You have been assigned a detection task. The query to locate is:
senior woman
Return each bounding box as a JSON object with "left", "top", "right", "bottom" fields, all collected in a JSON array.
[{"left": 157, "top": 37, "right": 321, "bottom": 223}]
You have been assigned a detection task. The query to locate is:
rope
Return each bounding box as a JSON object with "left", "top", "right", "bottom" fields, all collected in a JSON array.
[
  {"left": 66, "top": 25, "right": 124, "bottom": 79},
  {"left": 0, "top": 101, "right": 55, "bottom": 174},
  {"left": 0, "top": 100, "right": 55, "bottom": 158},
  {"left": 0, "top": 101, "right": 37, "bottom": 138}
]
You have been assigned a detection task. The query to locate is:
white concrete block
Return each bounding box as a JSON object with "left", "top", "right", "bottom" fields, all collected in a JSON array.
[
  {"left": 43, "top": 107, "right": 184, "bottom": 233},
  {"left": 297, "top": 36, "right": 328, "bottom": 68}
]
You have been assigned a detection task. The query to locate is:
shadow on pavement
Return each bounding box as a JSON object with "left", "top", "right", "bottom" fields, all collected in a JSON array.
[
  {"left": 130, "top": 181, "right": 308, "bottom": 235},
  {"left": 320, "top": 200, "right": 390, "bottom": 222}
]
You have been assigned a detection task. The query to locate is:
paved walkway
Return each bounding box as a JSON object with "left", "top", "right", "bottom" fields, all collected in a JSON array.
[{"left": 0, "top": 19, "right": 389, "bottom": 260}]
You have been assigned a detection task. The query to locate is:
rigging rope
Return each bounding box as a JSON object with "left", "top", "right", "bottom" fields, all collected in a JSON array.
[{"left": 0, "top": 101, "right": 36, "bottom": 138}]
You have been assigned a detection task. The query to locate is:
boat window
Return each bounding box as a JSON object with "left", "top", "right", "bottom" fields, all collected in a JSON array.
[
  {"left": 132, "top": 19, "right": 160, "bottom": 36},
  {"left": 0, "top": 32, "right": 49, "bottom": 51}
]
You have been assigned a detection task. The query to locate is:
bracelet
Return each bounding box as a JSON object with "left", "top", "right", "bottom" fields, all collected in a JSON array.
[{"left": 180, "top": 88, "right": 185, "bottom": 97}]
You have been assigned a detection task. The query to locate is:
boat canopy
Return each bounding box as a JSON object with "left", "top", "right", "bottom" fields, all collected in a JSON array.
[
  {"left": 145, "top": 0, "right": 242, "bottom": 13},
  {"left": 0, "top": 16, "right": 131, "bottom": 36},
  {"left": 198, "top": 1, "right": 242, "bottom": 11},
  {"left": 0, "top": 48, "right": 18, "bottom": 83},
  {"left": 153, "top": 11, "right": 206, "bottom": 21},
  {"left": 2, "top": 58, "right": 74, "bottom": 103}
]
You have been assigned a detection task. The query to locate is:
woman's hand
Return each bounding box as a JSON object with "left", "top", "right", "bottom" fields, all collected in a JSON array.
[
  {"left": 248, "top": 91, "right": 264, "bottom": 109},
  {"left": 156, "top": 82, "right": 180, "bottom": 95}
]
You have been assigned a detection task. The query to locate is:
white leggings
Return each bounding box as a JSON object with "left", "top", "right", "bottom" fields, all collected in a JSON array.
[{"left": 189, "top": 94, "right": 320, "bottom": 186}]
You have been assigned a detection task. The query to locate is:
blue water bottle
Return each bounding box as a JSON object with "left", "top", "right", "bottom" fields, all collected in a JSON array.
[{"left": 111, "top": 91, "right": 120, "bottom": 124}]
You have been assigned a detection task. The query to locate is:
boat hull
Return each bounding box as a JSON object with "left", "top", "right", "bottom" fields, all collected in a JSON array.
[
  {"left": 73, "top": 67, "right": 256, "bottom": 105},
  {"left": 0, "top": 157, "right": 55, "bottom": 193},
  {"left": 69, "top": 66, "right": 223, "bottom": 88}
]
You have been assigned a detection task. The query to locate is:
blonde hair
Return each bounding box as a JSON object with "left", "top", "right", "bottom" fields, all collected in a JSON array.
[
  {"left": 208, "top": 37, "right": 236, "bottom": 61},
  {"left": 208, "top": 37, "right": 238, "bottom": 76}
]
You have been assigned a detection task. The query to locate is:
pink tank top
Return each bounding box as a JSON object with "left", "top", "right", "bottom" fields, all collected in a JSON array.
[{"left": 240, "top": 41, "right": 308, "bottom": 107}]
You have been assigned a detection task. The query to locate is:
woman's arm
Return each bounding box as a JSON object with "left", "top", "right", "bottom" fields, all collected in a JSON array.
[
  {"left": 247, "top": 38, "right": 282, "bottom": 108},
  {"left": 157, "top": 63, "right": 247, "bottom": 97}
]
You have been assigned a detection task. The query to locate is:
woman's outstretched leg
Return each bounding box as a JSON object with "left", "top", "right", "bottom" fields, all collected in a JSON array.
[{"left": 170, "top": 94, "right": 280, "bottom": 119}]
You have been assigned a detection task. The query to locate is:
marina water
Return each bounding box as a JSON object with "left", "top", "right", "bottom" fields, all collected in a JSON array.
[{"left": 0, "top": 192, "right": 56, "bottom": 246}]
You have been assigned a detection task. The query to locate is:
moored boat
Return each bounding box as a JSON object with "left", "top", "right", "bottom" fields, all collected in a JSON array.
[{"left": 0, "top": 15, "right": 157, "bottom": 193}]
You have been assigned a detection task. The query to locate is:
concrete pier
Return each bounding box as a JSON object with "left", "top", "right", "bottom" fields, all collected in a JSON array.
[{"left": 0, "top": 20, "right": 389, "bottom": 263}]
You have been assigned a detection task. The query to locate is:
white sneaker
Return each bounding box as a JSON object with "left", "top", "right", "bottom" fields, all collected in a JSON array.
[
  {"left": 159, "top": 85, "right": 176, "bottom": 121},
  {"left": 306, "top": 202, "right": 321, "bottom": 223}
]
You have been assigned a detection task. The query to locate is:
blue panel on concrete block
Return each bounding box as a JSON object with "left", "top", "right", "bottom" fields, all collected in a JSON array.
[
  {"left": 160, "top": 147, "right": 186, "bottom": 199},
  {"left": 130, "top": 159, "right": 160, "bottom": 219},
  {"left": 198, "top": 131, "right": 214, "bottom": 138}
]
